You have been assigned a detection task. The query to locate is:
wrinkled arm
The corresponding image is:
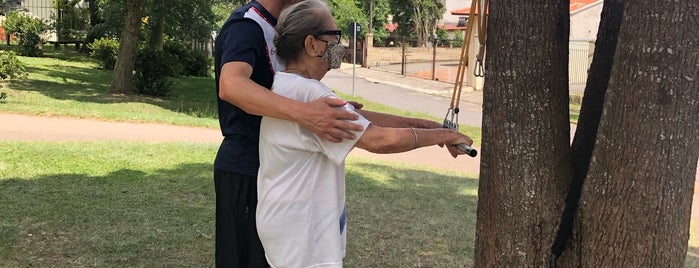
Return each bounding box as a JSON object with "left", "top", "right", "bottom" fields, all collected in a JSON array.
[
  {"left": 358, "top": 109, "right": 442, "bottom": 129},
  {"left": 219, "top": 62, "right": 364, "bottom": 142},
  {"left": 355, "top": 125, "right": 473, "bottom": 158}
]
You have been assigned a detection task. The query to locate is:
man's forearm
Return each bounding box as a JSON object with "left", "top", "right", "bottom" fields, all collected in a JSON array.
[{"left": 219, "top": 75, "right": 301, "bottom": 122}]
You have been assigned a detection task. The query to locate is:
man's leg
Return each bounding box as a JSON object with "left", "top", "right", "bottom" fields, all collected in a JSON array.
[
  {"left": 241, "top": 174, "right": 268, "bottom": 268},
  {"left": 214, "top": 169, "right": 268, "bottom": 268}
]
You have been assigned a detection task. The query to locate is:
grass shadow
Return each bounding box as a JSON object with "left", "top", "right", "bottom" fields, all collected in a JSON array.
[
  {"left": 15, "top": 65, "right": 112, "bottom": 101},
  {"left": 0, "top": 162, "right": 216, "bottom": 267}
]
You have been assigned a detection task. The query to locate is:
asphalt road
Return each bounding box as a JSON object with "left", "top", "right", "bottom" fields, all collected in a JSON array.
[{"left": 321, "top": 68, "right": 484, "bottom": 128}]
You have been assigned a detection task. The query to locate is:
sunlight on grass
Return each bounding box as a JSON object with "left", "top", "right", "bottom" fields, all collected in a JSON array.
[
  {"left": 345, "top": 158, "right": 478, "bottom": 267},
  {"left": 0, "top": 48, "right": 219, "bottom": 128},
  {"left": 459, "top": 186, "right": 479, "bottom": 197}
]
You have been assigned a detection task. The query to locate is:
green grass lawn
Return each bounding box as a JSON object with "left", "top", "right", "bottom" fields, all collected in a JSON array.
[
  {"left": 0, "top": 46, "right": 219, "bottom": 128},
  {"left": 0, "top": 142, "right": 478, "bottom": 267}
]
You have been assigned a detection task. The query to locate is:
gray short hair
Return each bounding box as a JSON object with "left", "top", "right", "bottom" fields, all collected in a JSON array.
[{"left": 274, "top": 0, "right": 332, "bottom": 62}]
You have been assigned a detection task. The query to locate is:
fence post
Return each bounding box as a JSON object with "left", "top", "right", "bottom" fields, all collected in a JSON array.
[
  {"left": 401, "top": 36, "right": 406, "bottom": 76},
  {"left": 432, "top": 34, "right": 437, "bottom": 80}
]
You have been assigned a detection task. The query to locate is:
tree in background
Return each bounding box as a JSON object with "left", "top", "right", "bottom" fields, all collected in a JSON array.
[
  {"left": 91, "top": 0, "right": 127, "bottom": 38},
  {"left": 110, "top": 0, "right": 144, "bottom": 94},
  {"left": 103, "top": 0, "right": 220, "bottom": 94},
  {"left": 409, "top": 0, "right": 443, "bottom": 47},
  {"left": 360, "top": 0, "right": 391, "bottom": 46},
  {"left": 0, "top": 0, "right": 20, "bottom": 15},
  {"left": 212, "top": 0, "right": 246, "bottom": 29},
  {"left": 328, "top": 0, "right": 368, "bottom": 41},
  {"left": 52, "top": 0, "right": 89, "bottom": 41},
  {"left": 388, "top": 0, "right": 443, "bottom": 47},
  {"left": 83, "top": 0, "right": 102, "bottom": 48},
  {"left": 146, "top": 0, "right": 165, "bottom": 49}
]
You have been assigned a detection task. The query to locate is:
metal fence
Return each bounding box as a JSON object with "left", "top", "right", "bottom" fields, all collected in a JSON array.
[
  {"left": 20, "top": 0, "right": 54, "bottom": 22},
  {"left": 367, "top": 39, "right": 464, "bottom": 84},
  {"left": 364, "top": 38, "right": 596, "bottom": 96},
  {"left": 569, "top": 40, "right": 595, "bottom": 95}
]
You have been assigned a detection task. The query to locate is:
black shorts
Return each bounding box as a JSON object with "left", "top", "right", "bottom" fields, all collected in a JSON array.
[{"left": 214, "top": 169, "right": 269, "bottom": 268}]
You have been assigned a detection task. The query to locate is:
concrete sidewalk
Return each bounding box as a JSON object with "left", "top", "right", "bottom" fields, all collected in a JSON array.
[{"left": 336, "top": 63, "right": 484, "bottom": 106}]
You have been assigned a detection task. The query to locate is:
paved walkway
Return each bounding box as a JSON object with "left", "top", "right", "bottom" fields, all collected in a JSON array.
[{"left": 0, "top": 113, "right": 481, "bottom": 175}]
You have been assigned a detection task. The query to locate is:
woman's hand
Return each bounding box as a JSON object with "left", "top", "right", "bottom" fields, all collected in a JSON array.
[{"left": 446, "top": 131, "right": 474, "bottom": 158}]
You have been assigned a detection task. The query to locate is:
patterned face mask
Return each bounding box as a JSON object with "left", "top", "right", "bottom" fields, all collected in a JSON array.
[{"left": 320, "top": 42, "right": 345, "bottom": 70}]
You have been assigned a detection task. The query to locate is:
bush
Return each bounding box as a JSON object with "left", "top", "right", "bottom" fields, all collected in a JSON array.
[
  {"left": 18, "top": 32, "right": 43, "bottom": 57},
  {"left": 452, "top": 30, "right": 465, "bottom": 48},
  {"left": 134, "top": 47, "right": 175, "bottom": 96},
  {"left": 163, "top": 40, "right": 211, "bottom": 77},
  {"left": 186, "top": 50, "right": 212, "bottom": 77},
  {"left": 3, "top": 11, "right": 49, "bottom": 57},
  {"left": 89, "top": 37, "right": 120, "bottom": 69},
  {"left": 0, "top": 50, "right": 28, "bottom": 81},
  {"left": 0, "top": 92, "right": 6, "bottom": 103}
]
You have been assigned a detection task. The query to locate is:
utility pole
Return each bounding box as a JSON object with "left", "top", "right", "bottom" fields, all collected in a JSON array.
[{"left": 369, "top": 0, "right": 374, "bottom": 33}]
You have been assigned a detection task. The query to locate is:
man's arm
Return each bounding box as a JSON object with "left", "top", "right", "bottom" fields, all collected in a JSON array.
[{"left": 219, "top": 62, "right": 364, "bottom": 142}]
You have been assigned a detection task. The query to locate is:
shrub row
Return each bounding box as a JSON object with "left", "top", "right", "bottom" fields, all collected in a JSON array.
[
  {"left": 89, "top": 38, "right": 211, "bottom": 96},
  {"left": 0, "top": 50, "right": 28, "bottom": 104}
]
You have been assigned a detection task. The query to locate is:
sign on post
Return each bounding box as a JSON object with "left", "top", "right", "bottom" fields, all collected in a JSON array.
[
  {"left": 348, "top": 22, "right": 362, "bottom": 39},
  {"left": 348, "top": 22, "right": 362, "bottom": 96}
]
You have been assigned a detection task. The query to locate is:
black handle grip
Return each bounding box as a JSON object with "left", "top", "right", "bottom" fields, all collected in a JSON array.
[{"left": 457, "top": 143, "right": 478, "bottom": 157}]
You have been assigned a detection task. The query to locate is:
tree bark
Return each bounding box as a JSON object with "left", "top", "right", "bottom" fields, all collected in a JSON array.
[
  {"left": 88, "top": 0, "right": 100, "bottom": 27},
  {"left": 474, "top": 0, "right": 572, "bottom": 266},
  {"left": 83, "top": 0, "right": 102, "bottom": 53},
  {"left": 148, "top": 0, "right": 166, "bottom": 50},
  {"left": 577, "top": 0, "right": 699, "bottom": 266},
  {"left": 553, "top": 0, "right": 624, "bottom": 266},
  {"left": 110, "top": 0, "right": 145, "bottom": 94}
]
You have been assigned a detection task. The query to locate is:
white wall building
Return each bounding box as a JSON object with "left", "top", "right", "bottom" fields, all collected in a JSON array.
[{"left": 570, "top": 0, "right": 603, "bottom": 41}]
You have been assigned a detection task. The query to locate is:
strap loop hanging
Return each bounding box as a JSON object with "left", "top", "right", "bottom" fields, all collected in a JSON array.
[{"left": 446, "top": 0, "right": 488, "bottom": 127}]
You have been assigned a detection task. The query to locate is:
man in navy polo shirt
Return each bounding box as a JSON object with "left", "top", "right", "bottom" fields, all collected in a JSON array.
[{"left": 214, "top": 0, "right": 364, "bottom": 266}]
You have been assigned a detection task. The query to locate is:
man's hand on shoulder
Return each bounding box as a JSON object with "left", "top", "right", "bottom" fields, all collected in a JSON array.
[{"left": 295, "top": 97, "right": 364, "bottom": 143}]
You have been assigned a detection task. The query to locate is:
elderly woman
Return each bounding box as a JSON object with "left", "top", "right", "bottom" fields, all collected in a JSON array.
[{"left": 256, "top": 0, "right": 474, "bottom": 267}]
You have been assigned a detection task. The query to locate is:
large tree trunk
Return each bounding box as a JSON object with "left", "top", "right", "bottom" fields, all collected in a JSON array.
[
  {"left": 83, "top": 0, "right": 101, "bottom": 53},
  {"left": 474, "top": 0, "right": 572, "bottom": 266},
  {"left": 110, "top": 0, "right": 145, "bottom": 94},
  {"left": 148, "top": 0, "right": 166, "bottom": 50},
  {"left": 88, "top": 0, "right": 100, "bottom": 27},
  {"left": 577, "top": 0, "right": 699, "bottom": 266},
  {"left": 552, "top": 0, "right": 624, "bottom": 266}
]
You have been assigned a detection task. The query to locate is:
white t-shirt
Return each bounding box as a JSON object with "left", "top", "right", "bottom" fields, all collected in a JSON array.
[{"left": 257, "top": 72, "right": 371, "bottom": 268}]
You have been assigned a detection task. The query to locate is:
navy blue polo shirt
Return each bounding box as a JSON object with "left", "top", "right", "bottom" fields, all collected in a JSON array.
[{"left": 214, "top": 1, "right": 278, "bottom": 176}]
